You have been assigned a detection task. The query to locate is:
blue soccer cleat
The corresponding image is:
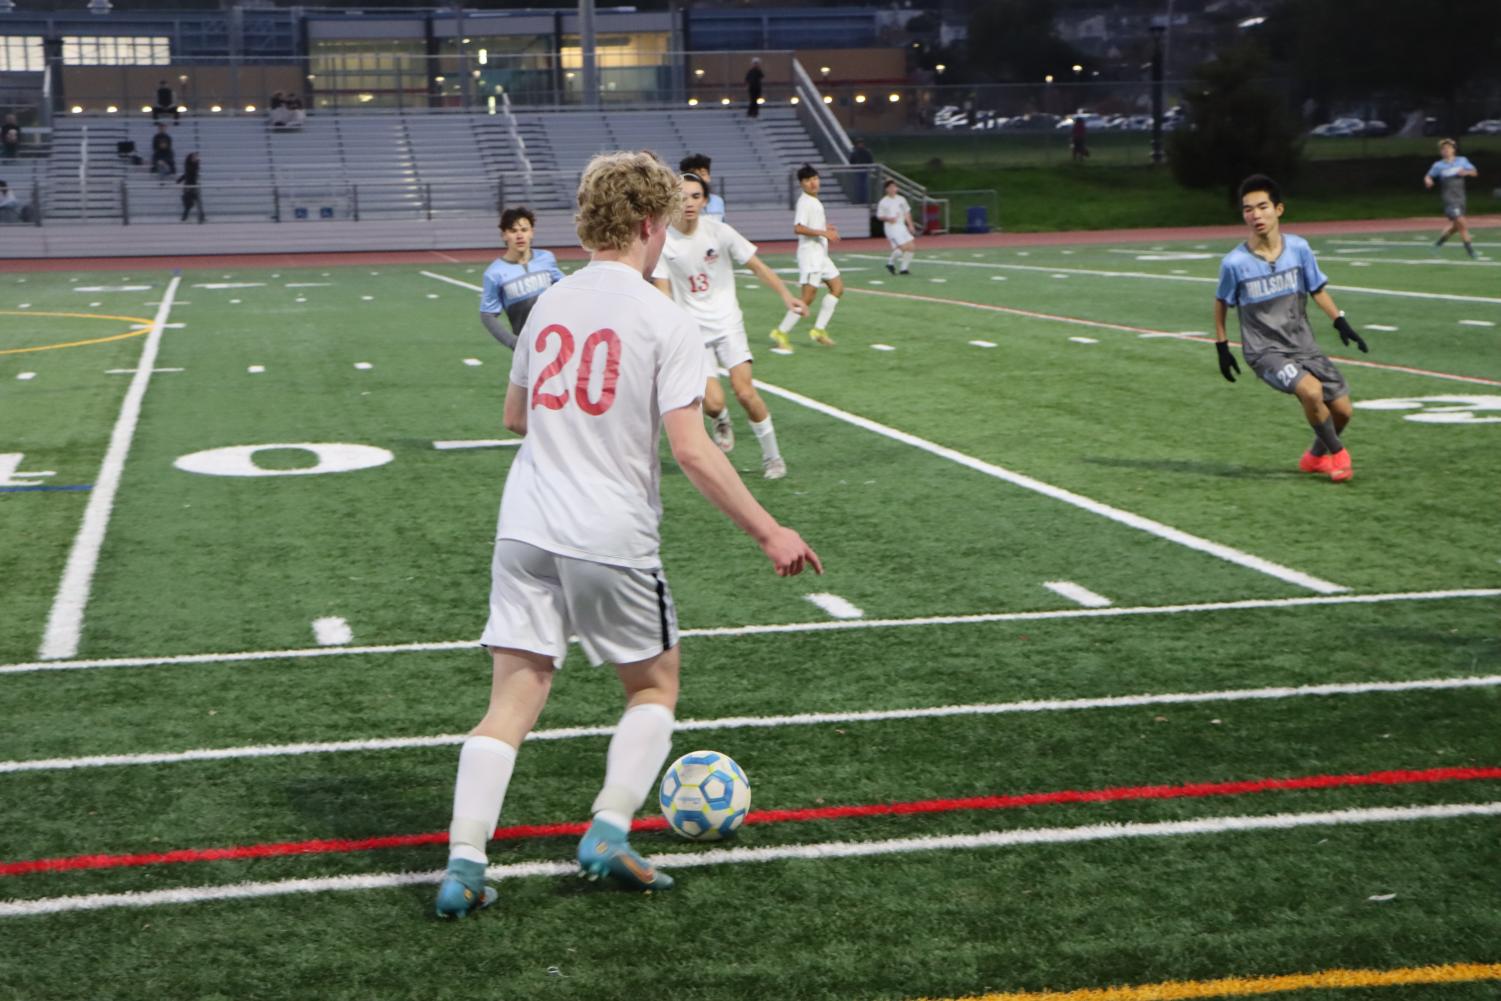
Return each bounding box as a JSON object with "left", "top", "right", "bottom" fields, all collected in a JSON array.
[
  {"left": 434, "top": 858, "right": 498, "bottom": 919},
  {"left": 577, "top": 817, "right": 674, "bottom": 892}
]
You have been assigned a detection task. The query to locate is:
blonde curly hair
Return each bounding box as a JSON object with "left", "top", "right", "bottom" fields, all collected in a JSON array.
[{"left": 575, "top": 150, "right": 681, "bottom": 251}]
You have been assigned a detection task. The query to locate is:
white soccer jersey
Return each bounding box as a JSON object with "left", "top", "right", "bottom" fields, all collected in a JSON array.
[
  {"left": 500, "top": 260, "right": 708, "bottom": 569},
  {"left": 651, "top": 218, "right": 758, "bottom": 339},
  {"left": 795, "top": 192, "right": 828, "bottom": 265},
  {"left": 877, "top": 194, "right": 911, "bottom": 229}
]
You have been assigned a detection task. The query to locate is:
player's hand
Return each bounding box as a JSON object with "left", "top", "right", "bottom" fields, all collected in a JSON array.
[
  {"left": 1215, "top": 340, "right": 1241, "bottom": 382},
  {"left": 760, "top": 527, "right": 823, "bottom": 577},
  {"left": 825, "top": 225, "right": 841, "bottom": 243},
  {"left": 1423, "top": 176, "right": 1434, "bottom": 189},
  {"left": 784, "top": 298, "right": 809, "bottom": 317},
  {"left": 1334, "top": 315, "right": 1368, "bottom": 353}
]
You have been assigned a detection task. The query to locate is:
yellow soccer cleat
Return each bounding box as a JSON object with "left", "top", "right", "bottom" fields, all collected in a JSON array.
[
  {"left": 809, "top": 328, "right": 835, "bottom": 346},
  {"left": 769, "top": 328, "right": 792, "bottom": 351}
]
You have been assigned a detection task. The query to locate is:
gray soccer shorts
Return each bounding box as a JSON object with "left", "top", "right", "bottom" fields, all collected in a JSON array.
[
  {"left": 1249, "top": 350, "right": 1350, "bottom": 401},
  {"left": 480, "top": 540, "right": 679, "bottom": 668},
  {"left": 1444, "top": 202, "right": 1466, "bottom": 220}
]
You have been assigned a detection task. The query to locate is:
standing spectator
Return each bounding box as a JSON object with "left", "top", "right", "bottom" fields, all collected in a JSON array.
[
  {"left": 153, "top": 80, "right": 180, "bottom": 124},
  {"left": 1071, "top": 115, "right": 1089, "bottom": 161},
  {"left": 0, "top": 180, "right": 20, "bottom": 224},
  {"left": 848, "top": 137, "right": 875, "bottom": 206},
  {"left": 150, "top": 123, "right": 176, "bottom": 179},
  {"left": 1, "top": 115, "right": 20, "bottom": 160},
  {"left": 745, "top": 58, "right": 764, "bottom": 119},
  {"left": 178, "top": 152, "right": 204, "bottom": 223}
]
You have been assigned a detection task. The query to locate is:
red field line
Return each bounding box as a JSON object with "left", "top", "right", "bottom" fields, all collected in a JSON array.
[
  {"left": 4, "top": 765, "right": 1497, "bottom": 878},
  {"left": 3, "top": 215, "right": 1496, "bottom": 272}
]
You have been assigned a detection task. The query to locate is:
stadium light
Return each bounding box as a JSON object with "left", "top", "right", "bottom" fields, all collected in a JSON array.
[
  {"left": 245, "top": 104, "right": 256, "bottom": 112},
  {"left": 178, "top": 74, "right": 188, "bottom": 83},
  {"left": 819, "top": 66, "right": 830, "bottom": 75},
  {"left": 462, "top": 37, "right": 470, "bottom": 44},
  {"left": 687, "top": 97, "right": 699, "bottom": 106},
  {"left": 1045, "top": 74, "right": 1054, "bottom": 83},
  {"left": 478, "top": 49, "right": 488, "bottom": 65},
  {"left": 1238, "top": 15, "right": 1266, "bottom": 27},
  {"left": 1072, "top": 64, "right": 1083, "bottom": 73},
  {"left": 694, "top": 68, "right": 704, "bottom": 77},
  {"left": 822, "top": 95, "right": 833, "bottom": 105},
  {"left": 888, "top": 93, "right": 900, "bottom": 103},
  {"left": 755, "top": 97, "right": 765, "bottom": 105},
  {"left": 106, "top": 105, "right": 118, "bottom": 113},
  {"left": 435, "top": 75, "right": 446, "bottom": 83},
  {"left": 720, "top": 97, "right": 731, "bottom": 106},
  {"left": 210, "top": 105, "right": 222, "bottom": 112},
  {"left": 71, "top": 105, "right": 82, "bottom": 114},
  {"left": 176, "top": 105, "right": 186, "bottom": 113},
  {"left": 935, "top": 63, "right": 946, "bottom": 73},
  {"left": 854, "top": 94, "right": 866, "bottom": 104},
  {"left": 789, "top": 96, "right": 800, "bottom": 105},
  {"left": 141, "top": 105, "right": 151, "bottom": 113}
]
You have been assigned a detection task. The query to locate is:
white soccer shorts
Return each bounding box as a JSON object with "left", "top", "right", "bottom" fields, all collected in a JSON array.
[
  {"left": 797, "top": 251, "right": 841, "bottom": 287},
  {"left": 704, "top": 323, "right": 753, "bottom": 372},
  {"left": 480, "top": 540, "right": 679, "bottom": 668},
  {"left": 885, "top": 223, "right": 914, "bottom": 248}
]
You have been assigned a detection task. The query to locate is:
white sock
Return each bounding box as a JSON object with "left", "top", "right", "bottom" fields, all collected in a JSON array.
[
  {"left": 888, "top": 248, "right": 900, "bottom": 267},
  {"left": 814, "top": 293, "right": 840, "bottom": 330},
  {"left": 590, "top": 702, "right": 675, "bottom": 819},
  {"left": 750, "top": 416, "right": 780, "bottom": 462},
  {"left": 900, "top": 251, "right": 914, "bottom": 271},
  {"left": 711, "top": 408, "right": 731, "bottom": 428},
  {"left": 777, "top": 308, "right": 803, "bottom": 334},
  {"left": 447, "top": 735, "right": 517, "bottom": 865}
]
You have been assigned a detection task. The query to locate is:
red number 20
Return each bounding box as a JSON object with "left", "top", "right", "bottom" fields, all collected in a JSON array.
[{"left": 530, "top": 324, "right": 621, "bottom": 416}]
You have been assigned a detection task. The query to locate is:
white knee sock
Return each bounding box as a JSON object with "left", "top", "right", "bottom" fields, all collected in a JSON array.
[
  {"left": 814, "top": 293, "right": 840, "bottom": 330},
  {"left": 778, "top": 308, "right": 803, "bottom": 333},
  {"left": 900, "top": 250, "right": 914, "bottom": 271},
  {"left": 750, "top": 416, "right": 780, "bottom": 462},
  {"left": 447, "top": 735, "right": 517, "bottom": 864},
  {"left": 888, "top": 248, "right": 901, "bottom": 267},
  {"left": 591, "top": 702, "right": 675, "bottom": 829}
]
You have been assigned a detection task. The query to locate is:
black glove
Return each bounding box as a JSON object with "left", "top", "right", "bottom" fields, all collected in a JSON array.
[
  {"left": 1215, "top": 340, "right": 1241, "bottom": 382},
  {"left": 1334, "top": 315, "right": 1368, "bottom": 353}
]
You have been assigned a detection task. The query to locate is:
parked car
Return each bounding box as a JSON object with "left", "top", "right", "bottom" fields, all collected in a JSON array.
[
  {"left": 1467, "top": 119, "right": 1501, "bottom": 135},
  {"left": 1310, "top": 117, "right": 1365, "bottom": 137}
]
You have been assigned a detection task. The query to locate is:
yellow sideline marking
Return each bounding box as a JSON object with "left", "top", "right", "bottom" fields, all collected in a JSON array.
[
  {"left": 0, "top": 310, "right": 154, "bottom": 355},
  {"left": 913, "top": 962, "right": 1501, "bottom": 1001}
]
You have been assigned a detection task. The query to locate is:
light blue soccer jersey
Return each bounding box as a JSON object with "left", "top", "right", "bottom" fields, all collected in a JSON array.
[
  {"left": 1215, "top": 234, "right": 1329, "bottom": 358},
  {"left": 1427, "top": 156, "right": 1476, "bottom": 213},
  {"left": 704, "top": 193, "right": 726, "bottom": 221},
  {"left": 481, "top": 249, "right": 566, "bottom": 336}
]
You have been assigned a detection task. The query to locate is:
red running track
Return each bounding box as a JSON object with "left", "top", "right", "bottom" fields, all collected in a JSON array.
[{"left": 4, "top": 765, "right": 1498, "bottom": 877}]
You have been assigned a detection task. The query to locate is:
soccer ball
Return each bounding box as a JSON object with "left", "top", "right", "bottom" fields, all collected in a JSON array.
[{"left": 658, "top": 750, "right": 751, "bottom": 841}]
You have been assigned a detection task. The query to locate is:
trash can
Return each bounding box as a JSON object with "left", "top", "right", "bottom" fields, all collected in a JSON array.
[
  {"left": 966, "top": 205, "right": 990, "bottom": 234},
  {"left": 922, "top": 201, "right": 942, "bottom": 235}
]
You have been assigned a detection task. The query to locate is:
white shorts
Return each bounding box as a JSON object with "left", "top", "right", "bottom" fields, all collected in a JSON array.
[
  {"left": 480, "top": 540, "right": 679, "bottom": 668},
  {"left": 885, "top": 223, "right": 914, "bottom": 248},
  {"left": 797, "top": 251, "right": 840, "bottom": 288},
  {"left": 704, "top": 323, "right": 753, "bottom": 372}
]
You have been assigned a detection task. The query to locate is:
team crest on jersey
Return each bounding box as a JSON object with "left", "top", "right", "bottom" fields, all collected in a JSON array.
[{"left": 704, "top": 248, "right": 719, "bottom": 264}]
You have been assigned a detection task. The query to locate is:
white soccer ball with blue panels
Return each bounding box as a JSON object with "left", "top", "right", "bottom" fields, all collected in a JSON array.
[{"left": 658, "top": 750, "right": 752, "bottom": 841}]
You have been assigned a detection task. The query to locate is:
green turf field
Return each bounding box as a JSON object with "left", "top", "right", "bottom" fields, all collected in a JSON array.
[{"left": 2, "top": 229, "right": 1499, "bottom": 1001}]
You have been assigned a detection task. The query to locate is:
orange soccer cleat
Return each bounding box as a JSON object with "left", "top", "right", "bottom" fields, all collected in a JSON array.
[
  {"left": 1298, "top": 450, "right": 1331, "bottom": 474},
  {"left": 1327, "top": 449, "right": 1353, "bottom": 482}
]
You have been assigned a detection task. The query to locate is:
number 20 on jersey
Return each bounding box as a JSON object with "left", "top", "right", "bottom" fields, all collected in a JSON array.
[{"left": 531, "top": 324, "right": 622, "bottom": 416}]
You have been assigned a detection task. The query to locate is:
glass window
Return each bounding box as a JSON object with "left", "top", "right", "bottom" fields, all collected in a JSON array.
[
  {"left": 61, "top": 35, "right": 171, "bottom": 66},
  {"left": 0, "top": 36, "right": 45, "bottom": 73}
]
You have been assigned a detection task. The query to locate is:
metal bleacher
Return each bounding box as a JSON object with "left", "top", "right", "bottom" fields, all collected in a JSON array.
[{"left": 39, "top": 104, "right": 834, "bottom": 226}]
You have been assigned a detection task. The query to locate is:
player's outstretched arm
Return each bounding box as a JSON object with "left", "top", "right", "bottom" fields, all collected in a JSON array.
[
  {"left": 745, "top": 256, "right": 807, "bottom": 316},
  {"left": 663, "top": 405, "right": 821, "bottom": 577},
  {"left": 481, "top": 312, "right": 517, "bottom": 349},
  {"left": 1212, "top": 300, "right": 1240, "bottom": 382}
]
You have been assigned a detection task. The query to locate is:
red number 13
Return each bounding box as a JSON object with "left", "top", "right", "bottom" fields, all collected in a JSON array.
[
  {"left": 689, "top": 273, "right": 710, "bottom": 294},
  {"left": 531, "top": 324, "right": 622, "bottom": 416}
]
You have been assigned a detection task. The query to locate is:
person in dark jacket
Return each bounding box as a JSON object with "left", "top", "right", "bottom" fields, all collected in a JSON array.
[
  {"left": 178, "top": 152, "right": 203, "bottom": 222},
  {"left": 745, "top": 58, "right": 764, "bottom": 118},
  {"left": 153, "top": 80, "right": 180, "bottom": 123}
]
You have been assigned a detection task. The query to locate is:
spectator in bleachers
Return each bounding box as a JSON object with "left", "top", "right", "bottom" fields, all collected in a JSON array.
[
  {"left": 848, "top": 138, "right": 875, "bottom": 206},
  {"left": 745, "top": 58, "right": 764, "bottom": 119},
  {"left": 153, "top": 80, "right": 180, "bottom": 124},
  {"left": 1, "top": 115, "right": 19, "bottom": 160},
  {"left": 178, "top": 152, "right": 204, "bottom": 223},
  {"left": 271, "top": 93, "right": 305, "bottom": 130},
  {"left": 0, "top": 180, "right": 20, "bottom": 223},
  {"left": 679, "top": 153, "right": 725, "bottom": 220},
  {"left": 151, "top": 123, "right": 176, "bottom": 179}
]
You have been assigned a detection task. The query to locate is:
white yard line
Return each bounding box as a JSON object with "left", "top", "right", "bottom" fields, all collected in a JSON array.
[
  {"left": 1042, "top": 580, "right": 1112, "bottom": 608},
  {"left": 846, "top": 254, "right": 1501, "bottom": 305},
  {"left": 419, "top": 270, "right": 483, "bottom": 293},
  {"left": 751, "top": 375, "right": 1346, "bottom": 594},
  {"left": 10, "top": 670, "right": 1500, "bottom": 775},
  {"left": 36, "top": 276, "right": 182, "bottom": 661},
  {"left": 3, "top": 588, "right": 1493, "bottom": 677},
  {"left": 4, "top": 801, "right": 1498, "bottom": 917},
  {"left": 803, "top": 593, "right": 866, "bottom": 619}
]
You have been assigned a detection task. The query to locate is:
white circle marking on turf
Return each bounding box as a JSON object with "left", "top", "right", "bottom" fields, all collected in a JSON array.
[
  {"left": 1069, "top": 337, "right": 1099, "bottom": 344},
  {"left": 968, "top": 340, "right": 997, "bottom": 348},
  {"left": 871, "top": 344, "right": 896, "bottom": 351},
  {"left": 247, "top": 366, "right": 265, "bottom": 374},
  {"left": 1353, "top": 395, "right": 1501, "bottom": 424},
  {"left": 174, "top": 443, "right": 395, "bottom": 478},
  {"left": 354, "top": 362, "right": 373, "bottom": 370}
]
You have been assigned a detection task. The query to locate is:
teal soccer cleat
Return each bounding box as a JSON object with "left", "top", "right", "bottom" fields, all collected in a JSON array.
[
  {"left": 576, "top": 817, "right": 674, "bottom": 892},
  {"left": 434, "top": 858, "right": 498, "bottom": 919}
]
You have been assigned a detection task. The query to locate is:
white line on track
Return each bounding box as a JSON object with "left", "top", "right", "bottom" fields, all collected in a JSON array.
[
  {"left": 1042, "top": 580, "right": 1112, "bottom": 607},
  {"left": 845, "top": 254, "right": 1501, "bottom": 305},
  {"left": 750, "top": 375, "right": 1346, "bottom": 594},
  {"left": 2, "top": 588, "right": 1494, "bottom": 678},
  {"left": 804, "top": 593, "right": 865, "bottom": 619},
  {"left": 5, "top": 801, "right": 1498, "bottom": 917},
  {"left": 8, "top": 669, "right": 1501, "bottom": 775},
  {"left": 312, "top": 617, "right": 353, "bottom": 646},
  {"left": 36, "top": 276, "right": 182, "bottom": 661}
]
